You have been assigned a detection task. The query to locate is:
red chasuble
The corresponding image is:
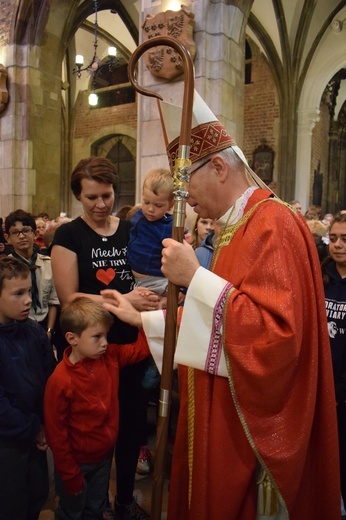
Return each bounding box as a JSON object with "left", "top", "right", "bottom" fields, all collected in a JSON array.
[{"left": 168, "top": 189, "right": 340, "bottom": 520}]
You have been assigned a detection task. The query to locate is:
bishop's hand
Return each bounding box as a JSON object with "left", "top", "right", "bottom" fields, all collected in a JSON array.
[
  {"left": 161, "top": 238, "right": 200, "bottom": 287},
  {"left": 101, "top": 289, "right": 143, "bottom": 328}
]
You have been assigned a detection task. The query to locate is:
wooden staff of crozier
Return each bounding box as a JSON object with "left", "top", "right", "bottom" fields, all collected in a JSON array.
[{"left": 128, "top": 36, "right": 194, "bottom": 520}]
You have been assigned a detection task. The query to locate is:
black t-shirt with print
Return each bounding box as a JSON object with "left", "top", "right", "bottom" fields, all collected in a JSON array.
[
  {"left": 324, "top": 260, "right": 346, "bottom": 403},
  {"left": 53, "top": 217, "right": 137, "bottom": 343}
]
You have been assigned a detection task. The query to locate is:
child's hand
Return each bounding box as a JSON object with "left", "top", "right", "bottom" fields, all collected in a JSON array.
[
  {"left": 158, "top": 296, "right": 167, "bottom": 309},
  {"left": 125, "top": 286, "right": 160, "bottom": 311},
  {"left": 35, "top": 426, "right": 48, "bottom": 451},
  {"left": 101, "top": 289, "right": 143, "bottom": 328}
]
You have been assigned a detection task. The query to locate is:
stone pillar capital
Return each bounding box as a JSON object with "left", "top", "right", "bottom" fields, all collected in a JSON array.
[{"left": 297, "top": 108, "right": 320, "bottom": 134}]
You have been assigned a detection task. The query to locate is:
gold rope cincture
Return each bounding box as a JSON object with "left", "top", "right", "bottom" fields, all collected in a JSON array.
[
  {"left": 256, "top": 468, "right": 279, "bottom": 516},
  {"left": 186, "top": 196, "right": 292, "bottom": 514},
  {"left": 223, "top": 306, "right": 283, "bottom": 518},
  {"left": 213, "top": 197, "right": 289, "bottom": 518},
  {"left": 185, "top": 205, "right": 238, "bottom": 508},
  {"left": 187, "top": 366, "right": 195, "bottom": 507}
]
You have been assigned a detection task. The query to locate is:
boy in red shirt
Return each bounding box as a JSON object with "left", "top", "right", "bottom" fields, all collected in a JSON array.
[{"left": 44, "top": 296, "right": 150, "bottom": 519}]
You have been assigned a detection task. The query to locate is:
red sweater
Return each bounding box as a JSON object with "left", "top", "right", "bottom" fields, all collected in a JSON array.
[{"left": 44, "top": 329, "right": 149, "bottom": 494}]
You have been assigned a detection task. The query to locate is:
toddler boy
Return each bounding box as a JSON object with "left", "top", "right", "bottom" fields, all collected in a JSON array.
[
  {"left": 127, "top": 168, "right": 174, "bottom": 297},
  {"left": 127, "top": 169, "right": 174, "bottom": 461},
  {"left": 44, "top": 296, "right": 150, "bottom": 519},
  {"left": 0, "top": 256, "right": 56, "bottom": 520}
]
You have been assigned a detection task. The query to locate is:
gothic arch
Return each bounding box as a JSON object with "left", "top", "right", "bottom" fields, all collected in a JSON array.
[
  {"left": 93, "top": 133, "right": 137, "bottom": 212},
  {"left": 93, "top": 134, "right": 136, "bottom": 159},
  {"left": 297, "top": 6, "right": 346, "bottom": 208}
]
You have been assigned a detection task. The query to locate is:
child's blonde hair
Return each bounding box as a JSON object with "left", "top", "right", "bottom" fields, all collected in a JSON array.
[
  {"left": 60, "top": 296, "right": 113, "bottom": 336},
  {"left": 0, "top": 257, "right": 30, "bottom": 295},
  {"left": 143, "top": 168, "right": 174, "bottom": 201}
]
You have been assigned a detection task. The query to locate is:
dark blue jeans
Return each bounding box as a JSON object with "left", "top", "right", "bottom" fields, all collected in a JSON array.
[
  {"left": 55, "top": 452, "right": 113, "bottom": 520},
  {"left": 0, "top": 439, "right": 49, "bottom": 520}
]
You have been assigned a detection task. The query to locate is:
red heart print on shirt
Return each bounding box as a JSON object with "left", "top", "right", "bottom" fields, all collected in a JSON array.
[{"left": 96, "top": 268, "right": 116, "bottom": 285}]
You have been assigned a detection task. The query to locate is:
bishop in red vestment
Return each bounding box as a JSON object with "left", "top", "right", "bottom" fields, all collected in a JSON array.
[
  {"left": 103, "top": 90, "right": 340, "bottom": 520},
  {"left": 165, "top": 186, "right": 340, "bottom": 519}
]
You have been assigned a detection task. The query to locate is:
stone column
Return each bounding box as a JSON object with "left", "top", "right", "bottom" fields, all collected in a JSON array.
[
  {"left": 0, "top": 45, "right": 35, "bottom": 215},
  {"left": 296, "top": 108, "right": 320, "bottom": 212},
  {"left": 0, "top": 0, "right": 76, "bottom": 218},
  {"left": 137, "top": 0, "right": 247, "bottom": 205}
]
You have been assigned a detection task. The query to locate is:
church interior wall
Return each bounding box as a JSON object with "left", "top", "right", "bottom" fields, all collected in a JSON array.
[
  {"left": 73, "top": 93, "right": 138, "bottom": 141},
  {"left": 0, "top": 1, "right": 345, "bottom": 219},
  {"left": 243, "top": 40, "right": 280, "bottom": 189},
  {"left": 310, "top": 100, "right": 330, "bottom": 212},
  {"left": 70, "top": 93, "right": 139, "bottom": 218}
]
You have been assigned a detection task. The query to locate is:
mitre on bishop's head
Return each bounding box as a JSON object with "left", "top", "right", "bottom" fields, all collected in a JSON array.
[{"left": 158, "top": 89, "right": 269, "bottom": 190}]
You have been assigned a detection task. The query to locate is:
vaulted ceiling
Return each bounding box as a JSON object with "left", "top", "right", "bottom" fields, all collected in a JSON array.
[{"left": 71, "top": 0, "right": 346, "bottom": 116}]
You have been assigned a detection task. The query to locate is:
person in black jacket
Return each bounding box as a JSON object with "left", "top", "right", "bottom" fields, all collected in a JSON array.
[
  {"left": 0, "top": 256, "right": 56, "bottom": 520},
  {"left": 323, "top": 212, "right": 346, "bottom": 512}
]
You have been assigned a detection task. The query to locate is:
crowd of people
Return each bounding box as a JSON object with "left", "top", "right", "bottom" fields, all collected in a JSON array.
[
  {"left": 0, "top": 91, "right": 346, "bottom": 520},
  {"left": 0, "top": 158, "right": 162, "bottom": 520}
]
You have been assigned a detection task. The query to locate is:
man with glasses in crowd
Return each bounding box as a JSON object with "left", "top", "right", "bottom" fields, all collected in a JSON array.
[{"left": 4, "top": 209, "right": 59, "bottom": 339}]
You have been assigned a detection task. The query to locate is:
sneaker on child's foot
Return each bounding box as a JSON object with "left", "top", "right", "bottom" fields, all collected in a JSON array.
[
  {"left": 114, "top": 499, "right": 149, "bottom": 520},
  {"left": 136, "top": 445, "right": 151, "bottom": 475}
]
